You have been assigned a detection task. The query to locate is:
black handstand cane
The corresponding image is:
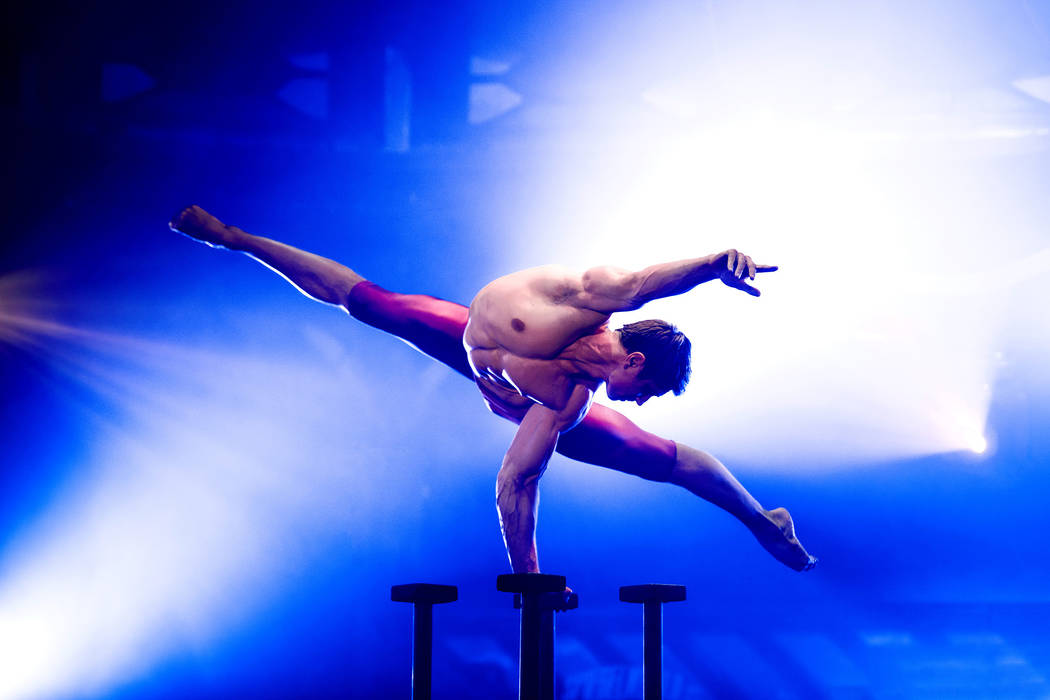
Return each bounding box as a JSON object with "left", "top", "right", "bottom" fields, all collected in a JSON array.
[
  {"left": 497, "top": 573, "right": 578, "bottom": 700},
  {"left": 391, "top": 583, "right": 458, "bottom": 700},
  {"left": 619, "top": 584, "right": 686, "bottom": 700}
]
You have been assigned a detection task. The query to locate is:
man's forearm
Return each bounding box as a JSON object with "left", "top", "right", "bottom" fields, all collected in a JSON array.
[
  {"left": 580, "top": 248, "right": 769, "bottom": 312},
  {"left": 495, "top": 402, "right": 570, "bottom": 573},
  {"left": 632, "top": 253, "right": 724, "bottom": 304},
  {"left": 225, "top": 228, "right": 363, "bottom": 308},
  {"left": 496, "top": 472, "right": 541, "bottom": 573}
]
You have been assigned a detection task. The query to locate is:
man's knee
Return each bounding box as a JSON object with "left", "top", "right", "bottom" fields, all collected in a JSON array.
[
  {"left": 346, "top": 283, "right": 425, "bottom": 335},
  {"left": 345, "top": 280, "right": 383, "bottom": 324}
]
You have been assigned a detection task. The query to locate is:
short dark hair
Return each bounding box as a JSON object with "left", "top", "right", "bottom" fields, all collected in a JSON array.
[{"left": 617, "top": 319, "right": 691, "bottom": 395}]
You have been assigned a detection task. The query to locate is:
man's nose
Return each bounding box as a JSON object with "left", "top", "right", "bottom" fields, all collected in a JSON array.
[{"left": 635, "top": 396, "right": 650, "bottom": 406}]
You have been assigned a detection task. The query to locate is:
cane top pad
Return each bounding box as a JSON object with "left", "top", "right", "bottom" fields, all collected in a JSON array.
[
  {"left": 496, "top": 572, "right": 566, "bottom": 594},
  {"left": 391, "top": 583, "right": 459, "bottom": 604},
  {"left": 619, "top": 583, "right": 686, "bottom": 604}
]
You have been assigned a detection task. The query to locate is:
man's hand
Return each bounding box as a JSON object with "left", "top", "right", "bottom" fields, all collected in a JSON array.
[
  {"left": 554, "top": 586, "right": 577, "bottom": 612},
  {"left": 718, "top": 249, "right": 778, "bottom": 297}
]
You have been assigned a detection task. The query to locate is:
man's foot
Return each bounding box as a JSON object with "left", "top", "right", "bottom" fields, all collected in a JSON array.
[
  {"left": 169, "top": 205, "right": 239, "bottom": 249},
  {"left": 750, "top": 507, "right": 817, "bottom": 572}
]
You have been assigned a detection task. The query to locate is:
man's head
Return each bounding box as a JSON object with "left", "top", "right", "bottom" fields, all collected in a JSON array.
[{"left": 606, "top": 319, "right": 691, "bottom": 404}]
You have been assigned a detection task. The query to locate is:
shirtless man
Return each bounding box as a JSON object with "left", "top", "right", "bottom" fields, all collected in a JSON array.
[{"left": 170, "top": 205, "right": 816, "bottom": 577}]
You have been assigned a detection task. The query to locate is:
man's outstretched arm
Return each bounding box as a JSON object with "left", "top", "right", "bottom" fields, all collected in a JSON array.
[
  {"left": 170, "top": 205, "right": 364, "bottom": 308},
  {"left": 576, "top": 249, "right": 777, "bottom": 313}
]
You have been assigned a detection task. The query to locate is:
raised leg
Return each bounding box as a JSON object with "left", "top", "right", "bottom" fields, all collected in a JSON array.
[
  {"left": 170, "top": 205, "right": 364, "bottom": 308},
  {"left": 560, "top": 409, "right": 816, "bottom": 572},
  {"left": 171, "top": 205, "right": 474, "bottom": 377}
]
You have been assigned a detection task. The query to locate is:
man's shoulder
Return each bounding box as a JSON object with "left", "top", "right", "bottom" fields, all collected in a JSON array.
[
  {"left": 473, "top": 265, "right": 590, "bottom": 318},
  {"left": 518, "top": 265, "right": 590, "bottom": 304}
]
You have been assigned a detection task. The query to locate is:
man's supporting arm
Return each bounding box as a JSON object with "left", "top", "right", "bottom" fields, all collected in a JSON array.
[
  {"left": 170, "top": 205, "right": 364, "bottom": 308},
  {"left": 577, "top": 249, "right": 777, "bottom": 312},
  {"left": 496, "top": 405, "right": 557, "bottom": 574},
  {"left": 496, "top": 387, "right": 591, "bottom": 573}
]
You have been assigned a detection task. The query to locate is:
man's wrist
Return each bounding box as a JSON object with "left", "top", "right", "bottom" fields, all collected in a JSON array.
[
  {"left": 223, "top": 226, "right": 250, "bottom": 251},
  {"left": 693, "top": 253, "right": 724, "bottom": 280}
]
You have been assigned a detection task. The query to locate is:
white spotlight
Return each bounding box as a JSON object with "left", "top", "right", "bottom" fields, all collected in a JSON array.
[{"left": 970, "top": 435, "right": 988, "bottom": 455}]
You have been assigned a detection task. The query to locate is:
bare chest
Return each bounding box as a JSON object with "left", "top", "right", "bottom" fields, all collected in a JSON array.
[{"left": 465, "top": 278, "right": 608, "bottom": 359}]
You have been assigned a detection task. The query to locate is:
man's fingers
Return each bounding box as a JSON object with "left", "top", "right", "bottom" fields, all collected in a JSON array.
[
  {"left": 724, "top": 251, "right": 773, "bottom": 286},
  {"left": 732, "top": 279, "right": 761, "bottom": 296}
]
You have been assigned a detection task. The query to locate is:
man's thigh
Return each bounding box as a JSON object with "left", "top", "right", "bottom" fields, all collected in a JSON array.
[
  {"left": 558, "top": 404, "right": 677, "bottom": 482},
  {"left": 346, "top": 281, "right": 473, "bottom": 379},
  {"left": 347, "top": 281, "right": 677, "bottom": 481}
]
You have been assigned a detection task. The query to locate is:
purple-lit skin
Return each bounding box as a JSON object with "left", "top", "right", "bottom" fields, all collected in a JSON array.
[{"left": 170, "top": 205, "right": 816, "bottom": 581}]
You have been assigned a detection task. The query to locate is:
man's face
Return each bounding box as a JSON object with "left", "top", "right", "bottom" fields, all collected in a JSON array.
[{"left": 606, "top": 354, "right": 666, "bottom": 405}]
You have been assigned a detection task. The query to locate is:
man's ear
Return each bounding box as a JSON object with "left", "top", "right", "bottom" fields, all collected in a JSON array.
[{"left": 626, "top": 352, "right": 647, "bottom": 370}]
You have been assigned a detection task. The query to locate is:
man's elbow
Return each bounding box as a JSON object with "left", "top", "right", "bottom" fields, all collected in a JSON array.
[{"left": 581, "top": 266, "right": 644, "bottom": 310}]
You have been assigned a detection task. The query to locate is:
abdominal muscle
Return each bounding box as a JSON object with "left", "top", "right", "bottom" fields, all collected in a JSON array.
[
  {"left": 471, "top": 360, "right": 595, "bottom": 431},
  {"left": 467, "top": 345, "right": 576, "bottom": 417},
  {"left": 474, "top": 370, "right": 534, "bottom": 423}
]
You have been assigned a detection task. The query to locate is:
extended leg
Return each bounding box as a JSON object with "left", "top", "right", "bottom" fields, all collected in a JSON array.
[
  {"left": 670, "top": 444, "right": 816, "bottom": 571},
  {"left": 558, "top": 406, "right": 815, "bottom": 572},
  {"left": 170, "top": 205, "right": 474, "bottom": 378},
  {"left": 170, "top": 205, "right": 364, "bottom": 308}
]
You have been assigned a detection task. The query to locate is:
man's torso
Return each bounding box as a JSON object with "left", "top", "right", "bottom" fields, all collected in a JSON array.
[{"left": 463, "top": 266, "right": 611, "bottom": 421}]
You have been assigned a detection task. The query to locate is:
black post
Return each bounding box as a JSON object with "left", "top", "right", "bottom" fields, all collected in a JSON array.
[
  {"left": 497, "top": 573, "right": 578, "bottom": 700},
  {"left": 391, "top": 583, "right": 458, "bottom": 700},
  {"left": 643, "top": 600, "right": 662, "bottom": 699},
  {"left": 538, "top": 599, "right": 554, "bottom": 696},
  {"left": 619, "top": 584, "right": 686, "bottom": 700},
  {"left": 413, "top": 602, "right": 433, "bottom": 697}
]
